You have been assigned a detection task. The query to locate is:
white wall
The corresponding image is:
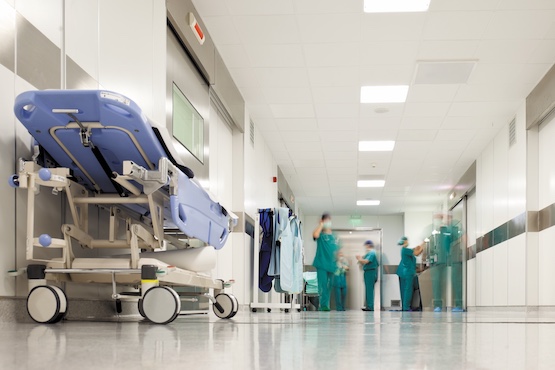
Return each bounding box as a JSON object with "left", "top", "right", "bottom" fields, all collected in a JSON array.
[{"left": 472, "top": 101, "right": 528, "bottom": 307}]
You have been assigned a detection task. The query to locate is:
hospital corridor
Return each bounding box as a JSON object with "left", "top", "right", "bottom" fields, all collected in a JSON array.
[{"left": 2, "top": 0, "right": 555, "bottom": 369}]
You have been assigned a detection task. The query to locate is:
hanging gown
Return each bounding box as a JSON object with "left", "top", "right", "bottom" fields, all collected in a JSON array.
[
  {"left": 258, "top": 209, "right": 274, "bottom": 292},
  {"left": 280, "top": 216, "right": 304, "bottom": 294},
  {"left": 269, "top": 207, "right": 290, "bottom": 277}
]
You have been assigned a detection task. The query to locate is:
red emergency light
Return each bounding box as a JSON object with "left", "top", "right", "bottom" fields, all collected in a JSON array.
[{"left": 188, "top": 13, "right": 205, "bottom": 45}]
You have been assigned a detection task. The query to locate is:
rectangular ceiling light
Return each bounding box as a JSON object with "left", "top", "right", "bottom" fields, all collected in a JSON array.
[
  {"left": 357, "top": 200, "right": 381, "bottom": 206},
  {"left": 360, "top": 85, "right": 409, "bottom": 103},
  {"left": 364, "top": 0, "right": 431, "bottom": 13},
  {"left": 357, "top": 180, "right": 386, "bottom": 188},
  {"left": 359, "top": 141, "right": 395, "bottom": 151}
]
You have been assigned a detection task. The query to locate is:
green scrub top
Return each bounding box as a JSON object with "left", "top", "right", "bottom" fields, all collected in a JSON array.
[
  {"left": 363, "top": 250, "right": 379, "bottom": 271},
  {"left": 313, "top": 233, "right": 339, "bottom": 273},
  {"left": 396, "top": 247, "right": 416, "bottom": 277}
]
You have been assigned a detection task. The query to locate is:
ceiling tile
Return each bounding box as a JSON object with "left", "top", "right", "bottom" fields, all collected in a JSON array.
[
  {"left": 293, "top": 159, "right": 326, "bottom": 168},
  {"left": 285, "top": 142, "right": 322, "bottom": 152},
  {"left": 323, "top": 151, "right": 358, "bottom": 161},
  {"left": 319, "top": 118, "right": 359, "bottom": 130},
  {"left": 435, "top": 129, "right": 476, "bottom": 141},
  {"left": 360, "top": 41, "right": 419, "bottom": 65},
  {"left": 474, "top": 40, "right": 539, "bottom": 64},
  {"left": 359, "top": 65, "right": 414, "bottom": 85},
  {"left": 403, "top": 102, "right": 451, "bottom": 117},
  {"left": 270, "top": 104, "right": 315, "bottom": 118},
  {"left": 482, "top": 10, "right": 555, "bottom": 40},
  {"left": 397, "top": 129, "right": 438, "bottom": 141},
  {"left": 225, "top": 0, "right": 294, "bottom": 15},
  {"left": 406, "top": 85, "right": 460, "bottom": 103},
  {"left": 304, "top": 43, "right": 360, "bottom": 67},
  {"left": 245, "top": 44, "right": 305, "bottom": 67},
  {"left": 422, "top": 11, "right": 493, "bottom": 40},
  {"left": 454, "top": 83, "right": 534, "bottom": 102},
  {"left": 441, "top": 116, "right": 506, "bottom": 130},
  {"left": 527, "top": 40, "right": 555, "bottom": 63},
  {"left": 468, "top": 64, "right": 551, "bottom": 85},
  {"left": 297, "top": 14, "right": 361, "bottom": 43},
  {"left": 262, "top": 87, "right": 313, "bottom": 104},
  {"left": 401, "top": 116, "right": 444, "bottom": 129},
  {"left": 234, "top": 15, "right": 300, "bottom": 44},
  {"left": 417, "top": 40, "right": 479, "bottom": 60},
  {"left": 359, "top": 117, "right": 403, "bottom": 130},
  {"left": 357, "top": 129, "right": 398, "bottom": 141},
  {"left": 315, "top": 104, "right": 360, "bottom": 118},
  {"left": 448, "top": 101, "right": 520, "bottom": 117},
  {"left": 288, "top": 150, "right": 324, "bottom": 160},
  {"left": 320, "top": 130, "right": 358, "bottom": 142},
  {"left": 429, "top": 0, "right": 500, "bottom": 11},
  {"left": 279, "top": 130, "right": 320, "bottom": 142},
  {"left": 275, "top": 119, "right": 318, "bottom": 131},
  {"left": 253, "top": 118, "right": 278, "bottom": 131},
  {"left": 294, "top": 0, "right": 361, "bottom": 14},
  {"left": 308, "top": 67, "right": 360, "bottom": 87},
  {"left": 254, "top": 68, "right": 310, "bottom": 87},
  {"left": 311, "top": 86, "right": 359, "bottom": 104},
  {"left": 500, "top": 0, "right": 555, "bottom": 10}
]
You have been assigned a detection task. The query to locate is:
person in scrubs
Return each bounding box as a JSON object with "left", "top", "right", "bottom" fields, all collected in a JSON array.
[
  {"left": 312, "top": 213, "right": 339, "bottom": 311},
  {"left": 396, "top": 237, "right": 423, "bottom": 311},
  {"left": 356, "top": 240, "right": 379, "bottom": 311},
  {"left": 333, "top": 249, "right": 349, "bottom": 311}
]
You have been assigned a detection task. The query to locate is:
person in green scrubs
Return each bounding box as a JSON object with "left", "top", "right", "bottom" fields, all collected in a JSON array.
[
  {"left": 333, "top": 249, "right": 349, "bottom": 311},
  {"left": 396, "top": 237, "right": 423, "bottom": 311},
  {"left": 312, "top": 213, "right": 339, "bottom": 311},
  {"left": 356, "top": 240, "right": 379, "bottom": 311}
]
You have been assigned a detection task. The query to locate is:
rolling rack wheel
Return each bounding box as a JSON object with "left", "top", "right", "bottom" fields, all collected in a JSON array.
[
  {"left": 27, "top": 285, "right": 68, "bottom": 324},
  {"left": 284, "top": 309, "right": 290, "bottom": 313},
  {"left": 140, "top": 286, "right": 181, "bottom": 324},
  {"left": 251, "top": 308, "right": 257, "bottom": 313},
  {"left": 267, "top": 308, "right": 271, "bottom": 313},
  {"left": 213, "top": 293, "right": 239, "bottom": 319}
]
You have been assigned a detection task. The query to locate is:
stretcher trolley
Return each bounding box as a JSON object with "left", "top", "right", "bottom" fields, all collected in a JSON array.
[{"left": 9, "top": 90, "right": 239, "bottom": 324}]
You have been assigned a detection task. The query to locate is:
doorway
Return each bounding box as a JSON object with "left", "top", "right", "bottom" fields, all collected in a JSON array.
[{"left": 333, "top": 229, "right": 382, "bottom": 310}]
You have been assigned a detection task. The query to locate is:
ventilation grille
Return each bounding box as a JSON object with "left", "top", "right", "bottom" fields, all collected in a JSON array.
[
  {"left": 509, "top": 118, "right": 516, "bottom": 147},
  {"left": 250, "top": 120, "right": 255, "bottom": 147},
  {"left": 391, "top": 300, "right": 401, "bottom": 307}
]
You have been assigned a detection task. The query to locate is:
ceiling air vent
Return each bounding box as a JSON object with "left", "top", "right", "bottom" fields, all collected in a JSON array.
[
  {"left": 250, "top": 120, "right": 255, "bottom": 147},
  {"left": 509, "top": 118, "right": 516, "bottom": 147}
]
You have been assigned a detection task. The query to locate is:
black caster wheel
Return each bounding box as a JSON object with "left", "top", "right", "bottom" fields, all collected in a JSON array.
[
  {"left": 213, "top": 294, "right": 238, "bottom": 319},
  {"left": 138, "top": 299, "right": 146, "bottom": 318},
  {"left": 115, "top": 299, "right": 122, "bottom": 314},
  {"left": 267, "top": 308, "right": 271, "bottom": 313},
  {"left": 297, "top": 309, "right": 302, "bottom": 313},
  {"left": 285, "top": 309, "right": 290, "bottom": 313},
  {"left": 251, "top": 308, "right": 257, "bottom": 313}
]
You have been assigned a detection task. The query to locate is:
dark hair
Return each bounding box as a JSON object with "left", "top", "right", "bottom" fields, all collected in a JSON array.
[{"left": 321, "top": 213, "right": 331, "bottom": 221}]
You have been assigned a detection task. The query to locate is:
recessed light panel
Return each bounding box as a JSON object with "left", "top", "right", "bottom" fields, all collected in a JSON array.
[
  {"left": 361, "top": 85, "right": 409, "bottom": 103},
  {"left": 358, "top": 141, "right": 395, "bottom": 151},
  {"left": 357, "top": 180, "right": 386, "bottom": 188},
  {"left": 364, "top": 0, "right": 431, "bottom": 13},
  {"left": 357, "top": 200, "right": 381, "bottom": 206}
]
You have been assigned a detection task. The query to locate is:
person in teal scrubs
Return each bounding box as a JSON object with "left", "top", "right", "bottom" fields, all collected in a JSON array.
[
  {"left": 396, "top": 237, "right": 423, "bottom": 311},
  {"left": 333, "top": 249, "right": 349, "bottom": 311},
  {"left": 356, "top": 240, "right": 379, "bottom": 311},
  {"left": 312, "top": 213, "right": 339, "bottom": 311}
]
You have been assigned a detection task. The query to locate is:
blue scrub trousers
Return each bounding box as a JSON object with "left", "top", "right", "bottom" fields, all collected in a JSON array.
[
  {"left": 399, "top": 275, "right": 415, "bottom": 311},
  {"left": 333, "top": 274, "right": 347, "bottom": 311},
  {"left": 317, "top": 268, "right": 333, "bottom": 310},
  {"left": 364, "top": 269, "right": 377, "bottom": 310}
]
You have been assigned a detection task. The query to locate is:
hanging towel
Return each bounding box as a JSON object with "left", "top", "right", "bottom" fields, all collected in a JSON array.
[{"left": 258, "top": 209, "right": 274, "bottom": 292}]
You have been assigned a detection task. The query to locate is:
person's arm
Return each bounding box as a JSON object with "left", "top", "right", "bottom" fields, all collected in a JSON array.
[
  {"left": 414, "top": 244, "right": 424, "bottom": 256},
  {"left": 357, "top": 256, "right": 369, "bottom": 265},
  {"left": 312, "top": 222, "right": 324, "bottom": 240}
]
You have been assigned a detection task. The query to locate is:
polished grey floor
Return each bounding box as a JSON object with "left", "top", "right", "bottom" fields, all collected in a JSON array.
[{"left": 2, "top": 310, "right": 555, "bottom": 369}]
